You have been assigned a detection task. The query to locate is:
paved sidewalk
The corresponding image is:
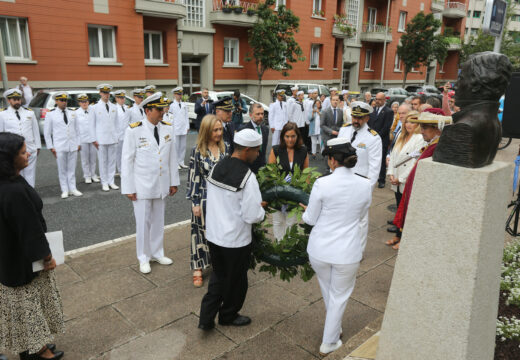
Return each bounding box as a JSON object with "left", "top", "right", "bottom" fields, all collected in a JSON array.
[{"left": 6, "top": 187, "right": 398, "bottom": 360}]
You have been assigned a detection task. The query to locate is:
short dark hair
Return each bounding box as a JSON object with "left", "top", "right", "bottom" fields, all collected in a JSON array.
[
  {"left": 249, "top": 103, "right": 263, "bottom": 113},
  {"left": 0, "top": 132, "right": 25, "bottom": 180},
  {"left": 412, "top": 95, "right": 425, "bottom": 104},
  {"left": 426, "top": 96, "right": 441, "bottom": 108},
  {"left": 279, "top": 122, "right": 303, "bottom": 149},
  {"left": 233, "top": 143, "right": 260, "bottom": 152},
  {"left": 234, "top": 89, "right": 240, "bottom": 97}
]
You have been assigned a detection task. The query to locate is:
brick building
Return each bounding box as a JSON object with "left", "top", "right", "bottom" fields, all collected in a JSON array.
[{"left": 0, "top": 0, "right": 463, "bottom": 103}]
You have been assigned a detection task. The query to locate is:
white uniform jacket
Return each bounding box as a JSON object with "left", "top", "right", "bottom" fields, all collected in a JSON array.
[
  {"left": 129, "top": 104, "right": 145, "bottom": 123},
  {"left": 287, "top": 96, "right": 297, "bottom": 105},
  {"left": 387, "top": 133, "right": 426, "bottom": 193},
  {"left": 322, "top": 96, "right": 331, "bottom": 111},
  {"left": 121, "top": 119, "right": 180, "bottom": 199},
  {"left": 268, "top": 100, "right": 288, "bottom": 131},
  {"left": 288, "top": 101, "right": 306, "bottom": 128},
  {"left": 304, "top": 98, "right": 315, "bottom": 125},
  {"left": 168, "top": 100, "right": 190, "bottom": 136},
  {"left": 89, "top": 100, "right": 119, "bottom": 145},
  {"left": 75, "top": 108, "right": 93, "bottom": 143},
  {"left": 44, "top": 108, "right": 80, "bottom": 152},
  {"left": 303, "top": 167, "right": 371, "bottom": 264},
  {"left": 116, "top": 104, "right": 131, "bottom": 141},
  {"left": 338, "top": 123, "right": 382, "bottom": 188},
  {"left": 0, "top": 106, "right": 41, "bottom": 151}
]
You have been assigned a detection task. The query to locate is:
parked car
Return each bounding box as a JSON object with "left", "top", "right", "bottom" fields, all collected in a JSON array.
[
  {"left": 29, "top": 90, "right": 134, "bottom": 141},
  {"left": 186, "top": 91, "right": 269, "bottom": 125},
  {"left": 369, "top": 87, "right": 408, "bottom": 106},
  {"left": 405, "top": 85, "right": 443, "bottom": 102},
  {"left": 274, "top": 83, "right": 331, "bottom": 100}
]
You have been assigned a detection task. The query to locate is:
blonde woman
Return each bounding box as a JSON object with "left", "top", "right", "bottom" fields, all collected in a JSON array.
[
  {"left": 187, "top": 115, "right": 227, "bottom": 287},
  {"left": 385, "top": 111, "right": 425, "bottom": 249}
]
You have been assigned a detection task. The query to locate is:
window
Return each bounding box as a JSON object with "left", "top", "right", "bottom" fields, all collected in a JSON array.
[
  {"left": 88, "top": 25, "right": 116, "bottom": 62},
  {"left": 398, "top": 12, "right": 407, "bottom": 32},
  {"left": 224, "top": 38, "right": 239, "bottom": 66},
  {"left": 310, "top": 44, "right": 321, "bottom": 68},
  {"left": 394, "top": 53, "right": 401, "bottom": 71},
  {"left": 467, "top": 10, "right": 471, "bottom": 17},
  {"left": 0, "top": 17, "right": 31, "bottom": 60},
  {"left": 184, "top": 0, "right": 204, "bottom": 27},
  {"left": 367, "top": 7, "right": 377, "bottom": 30},
  {"left": 513, "top": 15, "right": 520, "bottom": 22},
  {"left": 275, "top": 0, "right": 286, "bottom": 9},
  {"left": 471, "top": 28, "right": 478, "bottom": 36},
  {"left": 144, "top": 31, "right": 163, "bottom": 64},
  {"left": 313, "top": 0, "right": 322, "bottom": 15},
  {"left": 364, "top": 49, "right": 372, "bottom": 70},
  {"left": 473, "top": 11, "right": 481, "bottom": 18},
  {"left": 346, "top": 0, "right": 360, "bottom": 38}
]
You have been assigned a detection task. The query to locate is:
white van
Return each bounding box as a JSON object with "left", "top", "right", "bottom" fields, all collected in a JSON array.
[{"left": 274, "top": 83, "right": 332, "bottom": 99}]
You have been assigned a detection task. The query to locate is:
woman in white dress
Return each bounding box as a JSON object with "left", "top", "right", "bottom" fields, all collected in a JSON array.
[{"left": 308, "top": 99, "right": 322, "bottom": 159}]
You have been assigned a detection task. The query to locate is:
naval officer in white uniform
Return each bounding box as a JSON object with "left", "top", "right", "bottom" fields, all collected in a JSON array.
[
  {"left": 337, "top": 102, "right": 382, "bottom": 252},
  {"left": 114, "top": 90, "right": 131, "bottom": 175},
  {"left": 268, "top": 89, "right": 288, "bottom": 146},
  {"left": 89, "top": 83, "right": 119, "bottom": 191},
  {"left": 121, "top": 92, "right": 180, "bottom": 274},
  {"left": 301, "top": 138, "right": 372, "bottom": 357},
  {"left": 0, "top": 88, "right": 41, "bottom": 187},
  {"left": 168, "top": 87, "right": 190, "bottom": 169},
  {"left": 75, "top": 94, "right": 100, "bottom": 184},
  {"left": 44, "top": 92, "right": 82, "bottom": 199},
  {"left": 130, "top": 89, "right": 146, "bottom": 123}
]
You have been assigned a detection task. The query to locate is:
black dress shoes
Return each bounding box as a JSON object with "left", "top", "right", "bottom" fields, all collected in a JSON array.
[
  {"left": 198, "top": 322, "right": 215, "bottom": 331},
  {"left": 387, "top": 219, "right": 394, "bottom": 225},
  {"left": 378, "top": 182, "right": 386, "bottom": 188},
  {"left": 219, "top": 315, "right": 251, "bottom": 327},
  {"left": 387, "top": 225, "right": 398, "bottom": 233}
]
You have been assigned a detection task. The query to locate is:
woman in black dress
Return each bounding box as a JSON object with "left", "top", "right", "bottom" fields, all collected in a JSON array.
[{"left": 0, "top": 133, "right": 65, "bottom": 360}]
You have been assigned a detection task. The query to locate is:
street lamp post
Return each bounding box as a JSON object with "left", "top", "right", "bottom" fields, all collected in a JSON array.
[
  {"left": 0, "top": 31, "right": 9, "bottom": 91},
  {"left": 380, "top": 0, "right": 391, "bottom": 88}
]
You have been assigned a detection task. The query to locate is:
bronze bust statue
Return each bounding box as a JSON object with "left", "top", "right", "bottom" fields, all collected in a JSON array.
[{"left": 433, "top": 52, "right": 512, "bottom": 168}]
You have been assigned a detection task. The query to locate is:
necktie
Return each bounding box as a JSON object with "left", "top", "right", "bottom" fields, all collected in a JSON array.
[
  {"left": 351, "top": 130, "right": 358, "bottom": 143},
  {"left": 280, "top": 101, "right": 283, "bottom": 109},
  {"left": 63, "top": 110, "right": 68, "bottom": 125},
  {"left": 154, "top": 126, "right": 159, "bottom": 145},
  {"left": 179, "top": 103, "right": 181, "bottom": 109},
  {"left": 121, "top": 105, "right": 125, "bottom": 113},
  {"left": 205, "top": 101, "right": 209, "bottom": 113},
  {"left": 105, "top": 103, "right": 109, "bottom": 112},
  {"left": 140, "top": 108, "right": 143, "bottom": 116},
  {"left": 333, "top": 108, "right": 337, "bottom": 124},
  {"left": 15, "top": 110, "right": 20, "bottom": 120},
  {"left": 84, "top": 110, "right": 88, "bottom": 114},
  {"left": 256, "top": 125, "right": 261, "bottom": 134}
]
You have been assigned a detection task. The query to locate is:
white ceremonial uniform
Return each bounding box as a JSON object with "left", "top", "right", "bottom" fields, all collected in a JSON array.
[
  {"left": 288, "top": 100, "right": 306, "bottom": 129},
  {"left": 287, "top": 96, "right": 297, "bottom": 105},
  {"left": 121, "top": 119, "right": 180, "bottom": 263},
  {"left": 322, "top": 96, "right": 331, "bottom": 111},
  {"left": 116, "top": 103, "right": 131, "bottom": 173},
  {"left": 75, "top": 108, "right": 97, "bottom": 179},
  {"left": 337, "top": 123, "right": 382, "bottom": 252},
  {"left": 89, "top": 100, "right": 119, "bottom": 186},
  {"left": 268, "top": 100, "right": 288, "bottom": 146},
  {"left": 304, "top": 98, "right": 315, "bottom": 123},
  {"left": 0, "top": 106, "right": 41, "bottom": 186},
  {"left": 129, "top": 103, "right": 145, "bottom": 123},
  {"left": 44, "top": 108, "right": 81, "bottom": 193},
  {"left": 168, "top": 99, "right": 190, "bottom": 166},
  {"left": 303, "top": 167, "right": 371, "bottom": 345}
]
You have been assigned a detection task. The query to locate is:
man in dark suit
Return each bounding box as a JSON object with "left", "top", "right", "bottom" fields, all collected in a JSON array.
[
  {"left": 368, "top": 92, "right": 394, "bottom": 188},
  {"left": 239, "top": 103, "right": 269, "bottom": 173},
  {"left": 320, "top": 94, "right": 344, "bottom": 146},
  {"left": 194, "top": 88, "right": 214, "bottom": 131},
  {"left": 214, "top": 97, "right": 236, "bottom": 153}
]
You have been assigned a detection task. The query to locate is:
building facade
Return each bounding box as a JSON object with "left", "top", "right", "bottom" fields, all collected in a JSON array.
[
  {"left": 0, "top": 0, "right": 463, "bottom": 103},
  {"left": 464, "top": 0, "right": 520, "bottom": 43}
]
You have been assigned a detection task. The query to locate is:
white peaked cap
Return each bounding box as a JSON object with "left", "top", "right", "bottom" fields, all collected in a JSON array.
[
  {"left": 234, "top": 128, "right": 262, "bottom": 147},
  {"left": 297, "top": 90, "right": 304, "bottom": 95},
  {"left": 290, "top": 86, "right": 299, "bottom": 91}
]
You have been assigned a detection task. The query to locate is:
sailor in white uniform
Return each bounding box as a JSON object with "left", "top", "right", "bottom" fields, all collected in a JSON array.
[
  {"left": 302, "top": 138, "right": 372, "bottom": 357},
  {"left": 114, "top": 90, "right": 131, "bottom": 175},
  {"left": 130, "top": 89, "right": 146, "bottom": 123},
  {"left": 121, "top": 92, "right": 180, "bottom": 274},
  {"left": 43, "top": 92, "right": 82, "bottom": 199},
  {"left": 168, "top": 87, "right": 190, "bottom": 169},
  {"left": 287, "top": 85, "right": 299, "bottom": 105},
  {"left": 337, "top": 102, "right": 382, "bottom": 252},
  {"left": 89, "top": 83, "right": 119, "bottom": 191},
  {"left": 268, "top": 89, "right": 288, "bottom": 146},
  {"left": 75, "top": 94, "right": 99, "bottom": 184},
  {"left": 0, "top": 88, "right": 41, "bottom": 187},
  {"left": 288, "top": 90, "right": 306, "bottom": 131}
]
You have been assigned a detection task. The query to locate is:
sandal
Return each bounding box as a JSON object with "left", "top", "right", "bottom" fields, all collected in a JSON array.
[
  {"left": 385, "top": 236, "right": 400, "bottom": 246},
  {"left": 193, "top": 270, "right": 203, "bottom": 288},
  {"left": 392, "top": 242, "right": 400, "bottom": 250}
]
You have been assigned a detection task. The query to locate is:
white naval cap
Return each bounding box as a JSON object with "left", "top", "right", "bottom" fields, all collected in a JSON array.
[
  {"left": 234, "top": 128, "right": 262, "bottom": 147},
  {"left": 3, "top": 88, "right": 23, "bottom": 99},
  {"left": 139, "top": 91, "right": 169, "bottom": 109},
  {"left": 329, "top": 87, "right": 338, "bottom": 91},
  {"left": 77, "top": 93, "right": 89, "bottom": 102},
  {"left": 144, "top": 85, "right": 156, "bottom": 92},
  {"left": 171, "top": 86, "right": 183, "bottom": 94},
  {"left": 132, "top": 88, "right": 145, "bottom": 96},
  {"left": 351, "top": 101, "right": 374, "bottom": 116},
  {"left": 96, "top": 83, "right": 113, "bottom": 92},
  {"left": 309, "top": 88, "right": 319, "bottom": 94},
  {"left": 275, "top": 89, "right": 286, "bottom": 95},
  {"left": 290, "top": 85, "right": 299, "bottom": 91},
  {"left": 113, "top": 89, "right": 127, "bottom": 97},
  {"left": 297, "top": 90, "right": 304, "bottom": 96},
  {"left": 53, "top": 91, "right": 69, "bottom": 100},
  {"left": 341, "top": 90, "right": 349, "bottom": 95}
]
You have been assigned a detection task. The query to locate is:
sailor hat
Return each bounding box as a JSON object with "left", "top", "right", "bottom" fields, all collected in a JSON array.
[
  {"left": 322, "top": 137, "right": 357, "bottom": 157},
  {"left": 53, "top": 92, "right": 69, "bottom": 101},
  {"left": 329, "top": 87, "right": 338, "bottom": 92},
  {"left": 234, "top": 128, "right": 262, "bottom": 147},
  {"left": 290, "top": 86, "right": 299, "bottom": 91},
  {"left": 275, "top": 89, "right": 286, "bottom": 96}
]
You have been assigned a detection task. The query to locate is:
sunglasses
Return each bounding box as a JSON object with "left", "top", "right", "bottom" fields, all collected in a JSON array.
[{"left": 56, "top": 98, "right": 68, "bottom": 102}]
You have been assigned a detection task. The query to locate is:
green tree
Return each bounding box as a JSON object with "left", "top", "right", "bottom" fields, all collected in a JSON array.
[
  {"left": 397, "top": 12, "right": 447, "bottom": 87},
  {"left": 246, "top": 0, "right": 304, "bottom": 100}
]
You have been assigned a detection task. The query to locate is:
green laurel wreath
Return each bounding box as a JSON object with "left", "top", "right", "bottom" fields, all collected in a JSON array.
[{"left": 250, "top": 162, "right": 322, "bottom": 282}]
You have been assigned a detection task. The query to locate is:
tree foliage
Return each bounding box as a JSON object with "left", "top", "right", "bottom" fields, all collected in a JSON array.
[
  {"left": 246, "top": 0, "right": 304, "bottom": 99},
  {"left": 397, "top": 12, "right": 447, "bottom": 87}
]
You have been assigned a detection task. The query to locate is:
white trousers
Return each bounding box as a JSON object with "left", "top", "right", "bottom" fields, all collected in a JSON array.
[
  {"left": 133, "top": 198, "right": 166, "bottom": 263},
  {"left": 98, "top": 143, "right": 117, "bottom": 186},
  {"left": 310, "top": 134, "right": 322, "bottom": 155},
  {"left": 175, "top": 135, "right": 187, "bottom": 166},
  {"left": 116, "top": 140, "right": 124, "bottom": 173},
  {"left": 359, "top": 210, "right": 369, "bottom": 253},
  {"left": 272, "top": 210, "right": 297, "bottom": 241},
  {"left": 20, "top": 150, "right": 37, "bottom": 187},
  {"left": 272, "top": 130, "right": 282, "bottom": 146},
  {"left": 56, "top": 151, "right": 78, "bottom": 193},
  {"left": 80, "top": 143, "right": 98, "bottom": 178},
  {"left": 310, "top": 255, "right": 359, "bottom": 344}
]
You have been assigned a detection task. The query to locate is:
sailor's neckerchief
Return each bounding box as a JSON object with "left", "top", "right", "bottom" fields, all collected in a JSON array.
[{"left": 207, "top": 156, "right": 252, "bottom": 192}]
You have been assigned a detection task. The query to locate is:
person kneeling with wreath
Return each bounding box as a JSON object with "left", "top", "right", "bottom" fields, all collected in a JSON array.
[{"left": 300, "top": 138, "right": 372, "bottom": 357}]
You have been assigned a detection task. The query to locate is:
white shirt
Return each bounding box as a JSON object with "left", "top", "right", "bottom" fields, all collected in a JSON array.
[
  {"left": 44, "top": 107, "right": 80, "bottom": 152},
  {"left": 130, "top": 103, "right": 145, "bottom": 123},
  {"left": 206, "top": 172, "right": 265, "bottom": 248},
  {"left": 116, "top": 103, "right": 131, "bottom": 141},
  {"left": 304, "top": 98, "right": 315, "bottom": 125},
  {"left": 89, "top": 100, "right": 119, "bottom": 145},
  {"left": 268, "top": 100, "right": 288, "bottom": 131},
  {"left": 121, "top": 119, "right": 180, "bottom": 199},
  {"left": 75, "top": 108, "right": 92, "bottom": 143},
  {"left": 21, "top": 85, "right": 33, "bottom": 104},
  {"left": 322, "top": 96, "right": 331, "bottom": 111},
  {"left": 338, "top": 123, "right": 382, "bottom": 188},
  {"left": 387, "top": 133, "right": 426, "bottom": 193},
  {"left": 168, "top": 100, "right": 190, "bottom": 136},
  {"left": 0, "top": 106, "right": 41, "bottom": 151},
  {"left": 288, "top": 101, "right": 306, "bottom": 128},
  {"left": 303, "top": 167, "right": 371, "bottom": 264}
]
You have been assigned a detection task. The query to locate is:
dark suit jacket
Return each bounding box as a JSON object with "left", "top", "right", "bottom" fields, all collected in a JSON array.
[
  {"left": 222, "top": 121, "right": 236, "bottom": 154},
  {"left": 320, "top": 107, "right": 344, "bottom": 144},
  {"left": 194, "top": 97, "right": 214, "bottom": 130},
  {"left": 368, "top": 105, "right": 393, "bottom": 146},
  {"left": 239, "top": 121, "right": 269, "bottom": 173}
]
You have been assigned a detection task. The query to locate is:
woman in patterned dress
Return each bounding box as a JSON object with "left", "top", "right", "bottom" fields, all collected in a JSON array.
[{"left": 187, "top": 115, "right": 227, "bottom": 287}]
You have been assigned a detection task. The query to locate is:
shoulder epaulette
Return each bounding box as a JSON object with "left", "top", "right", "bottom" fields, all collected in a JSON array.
[
  {"left": 161, "top": 120, "right": 171, "bottom": 126},
  {"left": 49, "top": 108, "right": 56, "bottom": 112},
  {"left": 355, "top": 173, "right": 369, "bottom": 179},
  {"left": 68, "top": 107, "right": 77, "bottom": 111},
  {"left": 342, "top": 123, "right": 352, "bottom": 128},
  {"left": 23, "top": 106, "right": 33, "bottom": 111},
  {"left": 129, "top": 121, "right": 142, "bottom": 128},
  {"left": 369, "top": 128, "right": 378, "bottom": 136}
]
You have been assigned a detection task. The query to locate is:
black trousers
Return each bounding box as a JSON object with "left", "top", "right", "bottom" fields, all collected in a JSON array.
[
  {"left": 378, "top": 141, "right": 390, "bottom": 184},
  {"left": 300, "top": 125, "right": 311, "bottom": 152},
  {"left": 199, "top": 241, "right": 251, "bottom": 325},
  {"left": 394, "top": 189, "right": 402, "bottom": 238}
]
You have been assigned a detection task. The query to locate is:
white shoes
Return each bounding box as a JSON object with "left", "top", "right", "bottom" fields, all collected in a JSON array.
[
  {"left": 61, "top": 192, "right": 69, "bottom": 199},
  {"left": 179, "top": 164, "right": 189, "bottom": 169},
  {"left": 139, "top": 262, "right": 151, "bottom": 274},
  {"left": 152, "top": 256, "right": 173, "bottom": 265},
  {"left": 85, "top": 177, "right": 92, "bottom": 184},
  {"left": 70, "top": 190, "right": 83, "bottom": 197},
  {"left": 92, "top": 175, "right": 100, "bottom": 183},
  {"left": 102, "top": 185, "right": 110, "bottom": 192},
  {"left": 319, "top": 340, "right": 342, "bottom": 356},
  {"left": 109, "top": 183, "right": 119, "bottom": 190}
]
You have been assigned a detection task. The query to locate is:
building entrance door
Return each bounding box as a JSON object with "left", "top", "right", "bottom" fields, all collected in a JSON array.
[
  {"left": 341, "top": 63, "right": 351, "bottom": 90},
  {"left": 182, "top": 56, "right": 201, "bottom": 95}
]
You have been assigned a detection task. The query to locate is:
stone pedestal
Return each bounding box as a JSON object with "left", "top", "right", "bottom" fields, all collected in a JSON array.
[{"left": 377, "top": 159, "right": 512, "bottom": 360}]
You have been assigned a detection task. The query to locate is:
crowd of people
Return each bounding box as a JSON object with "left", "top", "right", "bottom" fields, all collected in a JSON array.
[{"left": 0, "top": 79, "right": 458, "bottom": 358}]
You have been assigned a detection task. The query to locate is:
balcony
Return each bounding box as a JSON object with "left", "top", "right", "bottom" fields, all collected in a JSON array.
[
  {"left": 359, "top": 24, "right": 392, "bottom": 43},
  {"left": 332, "top": 15, "right": 356, "bottom": 39},
  {"left": 135, "top": 0, "right": 187, "bottom": 19},
  {"left": 446, "top": 36, "right": 462, "bottom": 50},
  {"left": 431, "top": 0, "right": 445, "bottom": 13},
  {"left": 443, "top": 2, "right": 466, "bottom": 18},
  {"left": 209, "top": 0, "right": 259, "bottom": 28}
]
